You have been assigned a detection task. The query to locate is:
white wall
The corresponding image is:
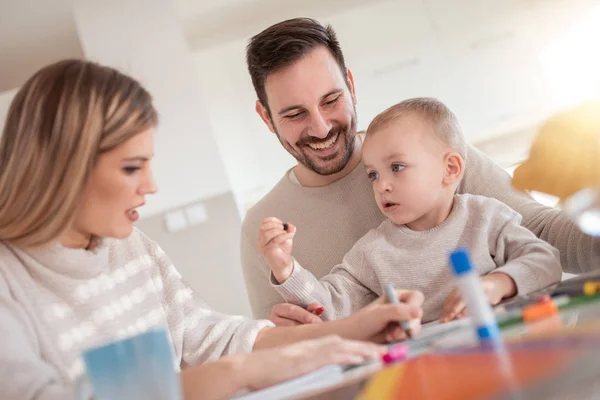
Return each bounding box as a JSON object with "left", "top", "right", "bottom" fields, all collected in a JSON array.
[
  {"left": 194, "top": 40, "right": 297, "bottom": 214},
  {"left": 0, "top": 0, "right": 84, "bottom": 92},
  {"left": 74, "top": 0, "right": 234, "bottom": 219},
  {"left": 72, "top": 0, "right": 250, "bottom": 314},
  {"left": 193, "top": 0, "right": 600, "bottom": 216}
]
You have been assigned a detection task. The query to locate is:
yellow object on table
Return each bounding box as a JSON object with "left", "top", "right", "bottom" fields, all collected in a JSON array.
[
  {"left": 584, "top": 282, "right": 600, "bottom": 296},
  {"left": 512, "top": 99, "right": 600, "bottom": 201}
]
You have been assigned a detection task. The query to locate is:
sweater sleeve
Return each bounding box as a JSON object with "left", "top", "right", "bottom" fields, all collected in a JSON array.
[
  {"left": 269, "top": 240, "right": 378, "bottom": 321},
  {"left": 240, "top": 228, "right": 287, "bottom": 319},
  {"left": 461, "top": 144, "right": 599, "bottom": 274},
  {"left": 486, "top": 200, "right": 563, "bottom": 295},
  {"left": 0, "top": 272, "right": 76, "bottom": 400},
  {"left": 143, "top": 235, "right": 273, "bottom": 367}
]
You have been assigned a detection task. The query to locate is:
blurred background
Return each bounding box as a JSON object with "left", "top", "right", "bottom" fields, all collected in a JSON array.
[{"left": 1, "top": 0, "right": 598, "bottom": 317}]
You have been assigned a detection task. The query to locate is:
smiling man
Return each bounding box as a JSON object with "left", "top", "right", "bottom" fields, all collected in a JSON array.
[{"left": 240, "top": 17, "right": 599, "bottom": 325}]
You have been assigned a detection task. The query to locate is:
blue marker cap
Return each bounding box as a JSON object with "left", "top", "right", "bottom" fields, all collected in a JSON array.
[{"left": 449, "top": 248, "right": 473, "bottom": 276}]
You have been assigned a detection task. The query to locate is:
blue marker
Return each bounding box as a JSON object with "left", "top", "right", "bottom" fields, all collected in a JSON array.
[{"left": 449, "top": 248, "right": 501, "bottom": 345}]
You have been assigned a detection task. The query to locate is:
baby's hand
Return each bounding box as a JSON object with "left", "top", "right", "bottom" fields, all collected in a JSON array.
[
  {"left": 440, "top": 273, "right": 517, "bottom": 323},
  {"left": 258, "top": 217, "right": 297, "bottom": 283}
]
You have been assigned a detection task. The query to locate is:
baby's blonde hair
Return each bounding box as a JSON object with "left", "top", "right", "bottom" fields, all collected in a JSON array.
[{"left": 366, "top": 97, "right": 467, "bottom": 159}]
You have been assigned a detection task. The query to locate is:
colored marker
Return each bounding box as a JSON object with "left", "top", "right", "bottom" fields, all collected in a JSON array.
[
  {"left": 382, "top": 343, "right": 409, "bottom": 364},
  {"left": 311, "top": 305, "right": 324, "bottom": 316},
  {"left": 498, "top": 295, "right": 570, "bottom": 327},
  {"left": 449, "top": 248, "right": 501, "bottom": 345},
  {"left": 384, "top": 283, "right": 413, "bottom": 339},
  {"left": 552, "top": 281, "right": 600, "bottom": 297}
]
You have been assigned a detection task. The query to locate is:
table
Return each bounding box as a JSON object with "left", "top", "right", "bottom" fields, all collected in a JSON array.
[{"left": 295, "top": 275, "right": 600, "bottom": 400}]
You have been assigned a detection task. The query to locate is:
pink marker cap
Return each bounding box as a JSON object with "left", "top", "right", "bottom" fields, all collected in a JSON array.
[{"left": 382, "top": 343, "right": 409, "bottom": 364}]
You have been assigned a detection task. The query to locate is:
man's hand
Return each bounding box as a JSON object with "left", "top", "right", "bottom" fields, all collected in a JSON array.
[
  {"left": 440, "top": 272, "right": 517, "bottom": 322},
  {"left": 268, "top": 303, "right": 324, "bottom": 326}
]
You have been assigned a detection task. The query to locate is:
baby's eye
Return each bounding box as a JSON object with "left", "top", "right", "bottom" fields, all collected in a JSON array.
[
  {"left": 391, "top": 163, "right": 405, "bottom": 172},
  {"left": 367, "top": 171, "right": 379, "bottom": 181}
]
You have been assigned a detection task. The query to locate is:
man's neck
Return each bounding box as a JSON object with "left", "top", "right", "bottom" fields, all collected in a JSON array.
[{"left": 293, "top": 137, "right": 363, "bottom": 187}]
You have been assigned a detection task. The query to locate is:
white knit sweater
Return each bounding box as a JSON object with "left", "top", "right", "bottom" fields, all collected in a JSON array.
[{"left": 0, "top": 228, "right": 272, "bottom": 400}]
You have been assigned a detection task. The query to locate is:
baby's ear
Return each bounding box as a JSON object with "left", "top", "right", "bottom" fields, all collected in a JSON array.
[{"left": 443, "top": 151, "right": 464, "bottom": 185}]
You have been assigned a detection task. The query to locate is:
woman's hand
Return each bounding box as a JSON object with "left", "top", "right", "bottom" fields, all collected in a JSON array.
[
  {"left": 343, "top": 289, "right": 424, "bottom": 343},
  {"left": 251, "top": 290, "right": 424, "bottom": 359},
  {"left": 242, "top": 335, "right": 385, "bottom": 391}
]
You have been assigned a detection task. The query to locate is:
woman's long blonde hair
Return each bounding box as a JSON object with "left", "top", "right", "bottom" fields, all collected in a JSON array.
[{"left": 0, "top": 59, "right": 158, "bottom": 247}]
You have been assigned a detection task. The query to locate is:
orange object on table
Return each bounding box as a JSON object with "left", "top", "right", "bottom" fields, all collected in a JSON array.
[
  {"left": 358, "top": 347, "right": 579, "bottom": 400},
  {"left": 523, "top": 301, "right": 558, "bottom": 322}
]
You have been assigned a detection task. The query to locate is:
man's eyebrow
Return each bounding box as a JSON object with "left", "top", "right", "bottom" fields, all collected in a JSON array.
[
  {"left": 278, "top": 104, "right": 303, "bottom": 115},
  {"left": 321, "top": 89, "right": 344, "bottom": 100}
]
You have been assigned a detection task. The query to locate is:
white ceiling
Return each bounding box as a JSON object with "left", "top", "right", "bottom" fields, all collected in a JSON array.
[
  {"left": 0, "top": 0, "right": 243, "bottom": 91},
  {"left": 0, "top": 0, "right": 381, "bottom": 91},
  {"left": 0, "top": 0, "right": 83, "bottom": 92},
  {"left": 177, "top": 0, "right": 387, "bottom": 50},
  {"left": 0, "top": 0, "right": 596, "bottom": 92}
]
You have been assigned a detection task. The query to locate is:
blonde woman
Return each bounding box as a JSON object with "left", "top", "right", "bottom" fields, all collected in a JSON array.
[{"left": 0, "top": 59, "right": 424, "bottom": 400}]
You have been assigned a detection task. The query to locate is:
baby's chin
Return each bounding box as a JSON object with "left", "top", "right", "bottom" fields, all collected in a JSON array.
[
  {"left": 389, "top": 217, "right": 413, "bottom": 226},
  {"left": 379, "top": 210, "right": 413, "bottom": 226}
]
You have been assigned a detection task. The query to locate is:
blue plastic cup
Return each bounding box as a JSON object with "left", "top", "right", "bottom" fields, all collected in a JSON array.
[{"left": 76, "top": 326, "right": 182, "bottom": 400}]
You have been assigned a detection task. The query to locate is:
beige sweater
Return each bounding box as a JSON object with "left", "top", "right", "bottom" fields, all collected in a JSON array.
[
  {"left": 270, "top": 194, "right": 562, "bottom": 323},
  {"left": 0, "top": 228, "right": 272, "bottom": 400},
  {"left": 241, "top": 144, "right": 599, "bottom": 319}
]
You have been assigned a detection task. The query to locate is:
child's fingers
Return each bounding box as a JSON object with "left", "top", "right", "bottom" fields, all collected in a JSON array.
[
  {"left": 440, "top": 292, "right": 466, "bottom": 323},
  {"left": 272, "top": 232, "right": 295, "bottom": 246},
  {"left": 258, "top": 229, "right": 288, "bottom": 248},
  {"left": 440, "top": 291, "right": 459, "bottom": 322},
  {"left": 269, "top": 226, "right": 296, "bottom": 248},
  {"left": 261, "top": 217, "right": 283, "bottom": 225},
  {"left": 447, "top": 301, "right": 465, "bottom": 321},
  {"left": 259, "top": 220, "right": 286, "bottom": 233}
]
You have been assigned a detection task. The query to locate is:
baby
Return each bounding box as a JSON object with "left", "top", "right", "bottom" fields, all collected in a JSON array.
[{"left": 258, "top": 97, "right": 562, "bottom": 324}]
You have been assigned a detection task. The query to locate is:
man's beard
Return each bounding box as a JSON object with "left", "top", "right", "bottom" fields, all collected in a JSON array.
[{"left": 276, "top": 113, "right": 358, "bottom": 176}]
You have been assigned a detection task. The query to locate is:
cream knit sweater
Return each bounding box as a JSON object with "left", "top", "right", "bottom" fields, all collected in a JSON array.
[
  {"left": 0, "top": 228, "right": 272, "bottom": 400},
  {"left": 271, "top": 194, "right": 562, "bottom": 323}
]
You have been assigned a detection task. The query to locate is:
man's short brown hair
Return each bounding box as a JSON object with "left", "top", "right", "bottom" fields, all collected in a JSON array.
[
  {"left": 246, "top": 17, "right": 347, "bottom": 114},
  {"left": 367, "top": 97, "right": 467, "bottom": 159}
]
